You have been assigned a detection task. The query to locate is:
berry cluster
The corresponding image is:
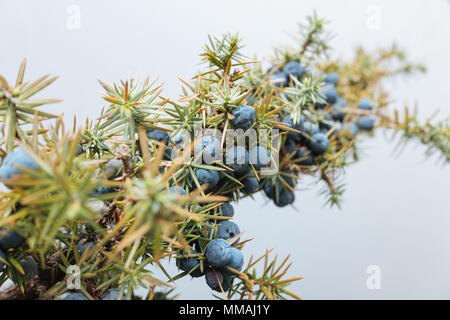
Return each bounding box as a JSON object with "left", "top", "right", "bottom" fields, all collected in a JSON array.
[{"left": 0, "top": 14, "right": 436, "bottom": 300}]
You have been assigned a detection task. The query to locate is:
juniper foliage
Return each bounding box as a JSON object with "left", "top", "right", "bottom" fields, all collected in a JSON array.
[{"left": 0, "top": 13, "right": 447, "bottom": 300}]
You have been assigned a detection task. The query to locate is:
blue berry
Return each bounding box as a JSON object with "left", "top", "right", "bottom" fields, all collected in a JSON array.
[
  {"left": 274, "top": 190, "right": 295, "bottom": 207},
  {"left": 217, "top": 221, "right": 240, "bottom": 245},
  {"left": 62, "top": 292, "right": 89, "bottom": 300},
  {"left": 227, "top": 248, "right": 244, "bottom": 272},
  {"left": 294, "top": 149, "right": 315, "bottom": 166},
  {"left": 0, "top": 250, "right": 5, "bottom": 270},
  {"left": 206, "top": 238, "right": 232, "bottom": 267},
  {"left": 164, "top": 146, "right": 174, "bottom": 160},
  {"left": 171, "top": 132, "right": 185, "bottom": 146},
  {"left": 283, "top": 61, "right": 305, "bottom": 82},
  {"left": 194, "top": 135, "right": 221, "bottom": 161},
  {"left": 242, "top": 177, "right": 259, "bottom": 194},
  {"left": 195, "top": 169, "right": 220, "bottom": 188},
  {"left": 224, "top": 146, "right": 250, "bottom": 176},
  {"left": 76, "top": 144, "right": 84, "bottom": 156},
  {"left": 322, "top": 86, "right": 338, "bottom": 104},
  {"left": 248, "top": 146, "right": 271, "bottom": 170},
  {"left": 147, "top": 129, "right": 169, "bottom": 144},
  {"left": 101, "top": 288, "right": 121, "bottom": 300},
  {"left": 357, "top": 117, "right": 375, "bottom": 131},
  {"left": 301, "top": 121, "right": 320, "bottom": 138},
  {"left": 282, "top": 115, "right": 304, "bottom": 142},
  {"left": 332, "top": 104, "right": 346, "bottom": 122},
  {"left": 12, "top": 256, "right": 38, "bottom": 281},
  {"left": 314, "top": 101, "right": 327, "bottom": 109},
  {"left": 169, "top": 186, "right": 186, "bottom": 196},
  {"left": 309, "top": 133, "right": 329, "bottom": 155},
  {"left": 0, "top": 148, "right": 38, "bottom": 180},
  {"left": 220, "top": 202, "right": 234, "bottom": 217},
  {"left": 342, "top": 123, "right": 359, "bottom": 136},
  {"left": 231, "top": 105, "right": 256, "bottom": 131},
  {"left": 284, "top": 138, "right": 297, "bottom": 155},
  {"left": 263, "top": 179, "right": 282, "bottom": 199},
  {"left": 210, "top": 202, "right": 234, "bottom": 218},
  {"left": 77, "top": 240, "right": 95, "bottom": 255},
  {"left": 282, "top": 170, "right": 298, "bottom": 188},
  {"left": 105, "top": 159, "right": 123, "bottom": 179},
  {"left": 205, "top": 269, "right": 231, "bottom": 292},
  {"left": 267, "top": 65, "right": 281, "bottom": 74},
  {"left": 0, "top": 229, "right": 24, "bottom": 251},
  {"left": 177, "top": 250, "right": 203, "bottom": 278},
  {"left": 270, "top": 72, "right": 288, "bottom": 87},
  {"left": 358, "top": 98, "right": 374, "bottom": 111},
  {"left": 323, "top": 72, "right": 339, "bottom": 85},
  {"left": 92, "top": 186, "right": 115, "bottom": 196}
]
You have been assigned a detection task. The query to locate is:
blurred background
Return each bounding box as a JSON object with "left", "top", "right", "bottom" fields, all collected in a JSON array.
[{"left": 0, "top": 0, "right": 449, "bottom": 299}]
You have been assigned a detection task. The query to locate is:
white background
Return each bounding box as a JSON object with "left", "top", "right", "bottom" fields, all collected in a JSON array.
[{"left": 0, "top": 0, "right": 449, "bottom": 299}]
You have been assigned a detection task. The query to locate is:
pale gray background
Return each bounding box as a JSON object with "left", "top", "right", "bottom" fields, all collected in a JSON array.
[{"left": 0, "top": 0, "right": 449, "bottom": 299}]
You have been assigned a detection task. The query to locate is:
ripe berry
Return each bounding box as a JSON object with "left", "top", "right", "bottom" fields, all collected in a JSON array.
[
  {"left": 221, "top": 202, "right": 234, "bottom": 217},
  {"left": 62, "top": 292, "right": 89, "bottom": 300},
  {"left": 301, "top": 121, "right": 320, "bottom": 138},
  {"left": 101, "top": 288, "right": 121, "bottom": 300},
  {"left": 12, "top": 256, "right": 38, "bottom": 281},
  {"left": 224, "top": 146, "right": 250, "bottom": 176},
  {"left": 164, "top": 146, "right": 174, "bottom": 160},
  {"left": 358, "top": 98, "right": 374, "bottom": 111},
  {"left": 342, "top": 122, "right": 359, "bottom": 136},
  {"left": 231, "top": 105, "right": 256, "bottom": 131},
  {"left": 249, "top": 146, "right": 271, "bottom": 170},
  {"left": 169, "top": 186, "right": 186, "bottom": 196},
  {"left": 92, "top": 185, "right": 115, "bottom": 196},
  {"left": 295, "top": 149, "right": 315, "bottom": 166},
  {"left": 206, "top": 238, "right": 232, "bottom": 267},
  {"left": 217, "top": 221, "right": 240, "bottom": 245},
  {"left": 309, "top": 133, "right": 329, "bottom": 155},
  {"left": 357, "top": 117, "right": 375, "bottom": 131},
  {"left": 76, "top": 144, "right": 84, "bottom": 156},
  {"left": 332, "top": 104, "right": 345, "bottom": 122},
  {"left": 282, "top": 170, "right": 298, "bottom": 188},
  {"left": 105, "top": 159, "right": 123, "bottom": 179},
  {"left": 171, "top": 132, "right": 185, "bottom": 146},
  {"left": 0, "top": 229, "right": 24, "bottom": 251},
  {"left": 270, "top": 72, "right": 288, "bottom": 87},
  {"left": 283, "top": 61, "right": 305, "bottom": 82},
  {"left": 147, "top": 129, "right": 169, "bottom": 145},
  {"left": 195, "top": 169, "right": 220, "bottom": 188},
  {"left": 322, "top": 86, "right": 338, "bottom": 104},
  {"left": 209, "top": 202, "right": 234, "bottom": 218},
  {"left": 177, "top": 250, "right": 203, "bottom": 278},
  {"left": 0, "top": 148, "right": 38, "bottom": 180},
  {"left": 227, "top": 247, "right": 244, "bottom": 273},
  {"left": 77, "top": 240, "right": 95, "bottom": 255},
  {"left": 242, "top": 176, "right": 259, "bottom": 194},
  {"left": 323, "top": 72, "right": 339, "bottom": 85},
  {"left": 263, "top": 179, "right": 282, "bottom": 199},
  {"left": 274, "top": 190, "right": 295, "bottom": 207},
  {"left": 194, "top": 135, "right": 221, "bottom": 161},
  {"left": 284, "top": 138, "right": 297, "bottom": 155},
  {"left": 282, "top": 115, "right": 304, "bottom": 141},
  {"left": 205, "top": 269, "right": 231, "bottom": 292}
]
